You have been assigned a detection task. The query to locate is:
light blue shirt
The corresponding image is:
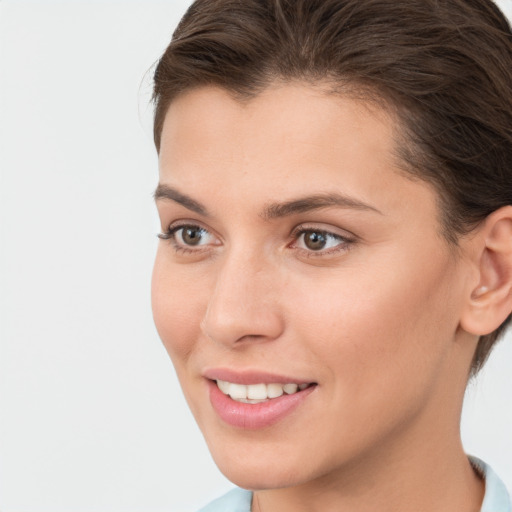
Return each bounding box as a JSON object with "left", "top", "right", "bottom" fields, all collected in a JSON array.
[
  {"left": 198, "top": 458, "right": 511, "bottom": 512},
  {"left": 471, "top": 457, "right": 511, "bottom": 512}
]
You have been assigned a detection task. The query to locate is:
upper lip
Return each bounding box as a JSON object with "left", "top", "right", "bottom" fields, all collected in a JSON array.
[{"left": 203, "top": 368, "right": 315, "bottom": 385}]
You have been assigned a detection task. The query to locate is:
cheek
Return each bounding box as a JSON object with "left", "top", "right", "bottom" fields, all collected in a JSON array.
[
  {"left": 288, "top": 247, "right": 459, "bottom": 386},
  {"left": 151, "top": 250, "right": 206, "bottom": 363}
]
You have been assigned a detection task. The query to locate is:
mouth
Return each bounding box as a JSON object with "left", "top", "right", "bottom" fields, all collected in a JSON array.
[
  {"left": 215, "top": 380, "right": 313, "bottom": 404},
  {"left": 205, "top": 373, "right": 317, "bottom": 429}
]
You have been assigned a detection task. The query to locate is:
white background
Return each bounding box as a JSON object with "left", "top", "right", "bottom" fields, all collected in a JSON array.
[{"left": 0, "top": 1, "right": 511, "bottom": 511}]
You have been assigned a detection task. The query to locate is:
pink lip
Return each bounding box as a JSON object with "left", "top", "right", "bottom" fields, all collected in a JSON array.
[
  {"left": 207, "top": 379, "right": 317, "bottom": 430},
  {"left": 203, "top": 368, "right": 313, "bottom": 385}
]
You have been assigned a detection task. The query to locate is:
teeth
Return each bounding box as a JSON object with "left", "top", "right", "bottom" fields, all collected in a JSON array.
[
  {"left": 228, "top": 383, "right": 247, "bottom": 399},
  {"left": 216, "top": 380, "right": 310, "bottom": 403},
  {"left": 217, "top": 379, "right": 230, "bottom": 394},
  {"left": 267, "top": 383, "right": 284, "bottom": 399},
  {"left": 283, "top": 383, "right": 298, "bottom": 394},
  {"left": 247, "top": 383, "right": 267, "bottom": 400}
]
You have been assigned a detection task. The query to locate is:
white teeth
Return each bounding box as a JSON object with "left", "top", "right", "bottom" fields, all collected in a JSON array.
[
  {"left": 267, "top": 383, "right": 284, "bottom": 399},
  {"left": 247, "top": 383, "right": 267, "bottom": 400},
  {"left": 216, "top": 380, "right": 310, "bottom": 403},
  {"left": 283, "top": 383, "right": 298, "bottom": 394},
  {"left": 217, "top": 379, "right": 230, "bottom": 394},
  {"left": 228, "top": 383, "right": 247, "bottom": 399}
]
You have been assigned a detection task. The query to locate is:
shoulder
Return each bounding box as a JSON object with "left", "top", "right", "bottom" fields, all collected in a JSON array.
[
  {"left": 197, "top": 488, "right": 253, "bottom": 512},
  {"left": 469, "top": 456, "right": 511, "bottom": 512}
]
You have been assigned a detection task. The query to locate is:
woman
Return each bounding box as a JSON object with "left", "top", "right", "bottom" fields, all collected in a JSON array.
[{"left": 151, "top": 1, "right": 512, "bottom": 511}]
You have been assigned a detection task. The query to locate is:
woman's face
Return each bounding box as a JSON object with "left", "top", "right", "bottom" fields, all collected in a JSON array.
[{"left": 153, "top": 84, "right": 474, "bottom": 490}]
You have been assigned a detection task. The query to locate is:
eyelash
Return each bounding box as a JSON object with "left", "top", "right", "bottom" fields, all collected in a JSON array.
[
  {"left": 158, "top": 223, "right": 355, "bottom": 257},
  {"left": 290, "top": 225, "right": 355, "bottom": 258},
  {"left": 157, "top": 223, "right": 214, "bottom": 254}
]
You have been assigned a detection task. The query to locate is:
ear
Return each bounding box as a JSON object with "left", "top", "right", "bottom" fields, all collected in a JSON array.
[{"left": 460, "top": 206, "right": 512, "bottom": 336}]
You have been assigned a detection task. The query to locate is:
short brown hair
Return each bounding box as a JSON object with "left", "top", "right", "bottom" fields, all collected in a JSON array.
[{"left": 152, "top": 0, "right": 512, "bottom": 375}]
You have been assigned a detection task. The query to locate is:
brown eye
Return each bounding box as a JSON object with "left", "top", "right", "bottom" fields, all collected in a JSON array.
[
  {"left": 303, "top": 231, "right": 327, "bottom": 250},
  {"left": 165, "top": 224, "right": 218, "bottom": 249},
  {"left": 293, "top": 227, "right": 350, "bottom": 255},
  {"left": 181, "top": 226, "right": 204, "bottom": 245}
]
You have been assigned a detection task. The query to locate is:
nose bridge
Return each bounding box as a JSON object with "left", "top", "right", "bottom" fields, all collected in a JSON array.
[{"left": 201, "top": 246, "right": 283, "bottom": 346}]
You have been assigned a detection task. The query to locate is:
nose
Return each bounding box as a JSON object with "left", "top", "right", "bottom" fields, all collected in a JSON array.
[{"left": 200, "top": 251, "right": 285, "bottom": 347}]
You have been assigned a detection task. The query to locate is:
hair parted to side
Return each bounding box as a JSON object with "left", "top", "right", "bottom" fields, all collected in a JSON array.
[{"left": 152, "top": 0, "right": 512, "bottom": 375}]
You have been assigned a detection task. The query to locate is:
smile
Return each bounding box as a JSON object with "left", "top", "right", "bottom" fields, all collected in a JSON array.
[
  {"left": 208, "top": 376, "right": 317, "bottom": 429},
  {"left": 216, "top": 380, "right": 311, "bottom": 403}
]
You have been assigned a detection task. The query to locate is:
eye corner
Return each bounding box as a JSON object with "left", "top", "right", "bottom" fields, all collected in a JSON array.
[{"left": 157, "top": 231, "right": 172, "bottom": 240}]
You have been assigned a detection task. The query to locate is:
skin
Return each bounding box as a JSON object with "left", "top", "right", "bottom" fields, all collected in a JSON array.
[{"left": 152, "top": 84, "right": 489, "bottom": 512}]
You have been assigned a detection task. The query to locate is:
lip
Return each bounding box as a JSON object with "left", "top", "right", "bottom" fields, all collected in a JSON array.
[
  {"left": 206, "top": 374, "right": 317, "bottom": 429},
  {"left": 203, "top": 368, "right": 313, "bottom": 385}
]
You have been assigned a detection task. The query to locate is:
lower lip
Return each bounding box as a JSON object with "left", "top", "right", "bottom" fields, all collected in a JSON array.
[{"left": 208, "top": 381, "right": 316, "bottom": 429}]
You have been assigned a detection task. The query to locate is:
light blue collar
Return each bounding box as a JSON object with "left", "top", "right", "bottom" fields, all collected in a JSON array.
[
  {"left": 197, "top": 487, "right": 252, "bottom": 512},
  {"left": 469, "top": 456, "right": 511, "bottom": 512}
]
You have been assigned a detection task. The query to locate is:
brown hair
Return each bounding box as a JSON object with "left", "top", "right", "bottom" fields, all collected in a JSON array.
[{"left": 152, "top": 0, "right": 512, "bottom": 375}]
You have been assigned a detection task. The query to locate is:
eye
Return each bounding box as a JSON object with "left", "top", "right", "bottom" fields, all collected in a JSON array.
[
  {"left": 175, "top": 226, "right": 210, "bottom": 246},
  {"left": 158, "top": 223, "right": 219, "bottom": 251},
  {"left": 291, "top": 226, "right": 353, "bottom": 255},
  {"left": 297, "top": 230, "right": 342, "bottom": 251}
]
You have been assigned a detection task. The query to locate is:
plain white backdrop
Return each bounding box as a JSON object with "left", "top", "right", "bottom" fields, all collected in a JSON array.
[{"left": 0, "top": 1, "right": 511, "bottom": 511}]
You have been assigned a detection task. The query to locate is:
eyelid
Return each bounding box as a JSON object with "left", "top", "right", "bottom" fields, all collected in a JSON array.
[
  {"left": 160, "top": 219, "right": 217, "bottom": 236},
  {"left": 158, "top": 220, "right": 221, "bottom": 250},
  {"left": 289, "top": 223, "right": 356, "bottom": 256},
  {"left": 290, "top": 222, "right": 356, "bottom": 241}
]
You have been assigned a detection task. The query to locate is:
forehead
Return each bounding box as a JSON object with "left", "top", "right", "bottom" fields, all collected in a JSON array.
[
  {"left": 158, "top": 84, "right": 433, "bottom": 220},
  {"left": 159, "top": 84, "right": 398, "bottom": 183},
  {"left": 160, "top": 83, "right": 396, "bottom": 146}
]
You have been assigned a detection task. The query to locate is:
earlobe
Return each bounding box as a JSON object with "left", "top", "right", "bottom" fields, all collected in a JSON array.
[{"left": 461, "top": 206, "right": 512, "bottom": 336}]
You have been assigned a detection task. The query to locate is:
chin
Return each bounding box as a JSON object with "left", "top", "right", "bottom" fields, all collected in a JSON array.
[
  {"left": 206, "top": 438, "right": 323, "bottom": 491},
  {"left": 217, "top": 458, "right": 307, "bottom": 491}
]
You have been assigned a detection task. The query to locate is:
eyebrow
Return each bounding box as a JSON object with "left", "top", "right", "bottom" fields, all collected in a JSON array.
[
  {"left": 154, "top": 184, "right": 208, "bottom": 216},
  {"left": 154, "top": 184, "right": 382, "bottom": 219},
  {"left": 261, "top": 193, "right": 382, "bottom": 219}
]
